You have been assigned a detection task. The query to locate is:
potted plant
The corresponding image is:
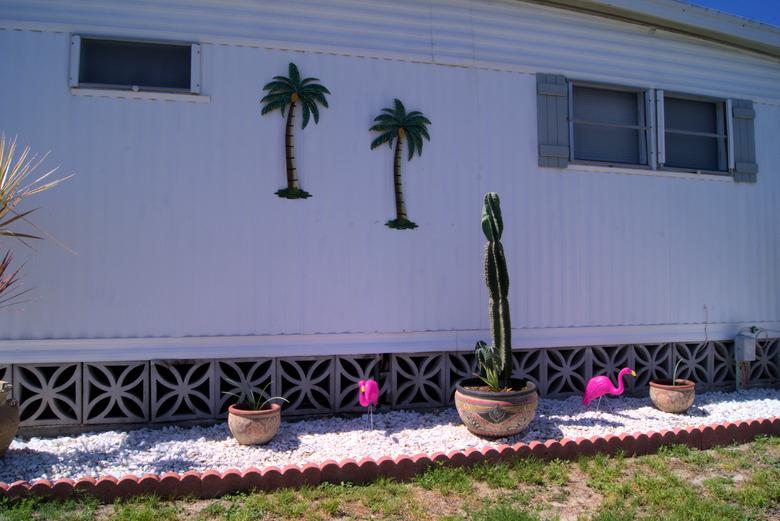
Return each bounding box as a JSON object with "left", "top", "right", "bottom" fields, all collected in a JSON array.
[
  {"left": 226, "top": 386, "right": 289, "bottom": 445},
  {"left": 649, "top": 353, "right": 695, "bottom": 414},
  {"left": 0, "top": 381, "right": 18, "bottom": 457},
  {"left": 455, "top": 193, "right": 538, "bottom": 438}
]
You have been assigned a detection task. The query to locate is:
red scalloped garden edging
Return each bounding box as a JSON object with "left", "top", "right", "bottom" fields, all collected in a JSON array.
[{"left": 2, "top": 417, "right": 778, "bottom": 502}]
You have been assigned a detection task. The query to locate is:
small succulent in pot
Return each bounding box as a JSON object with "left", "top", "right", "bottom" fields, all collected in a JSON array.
[
  {"left": 474, "top": 340, "right": 509, "bottom": 391},
  {"left": 225, "top": 385, "right": 289, "bottom": 446},
  {"left": 454, "top": 193, "right": 538, "bottom": 438}
]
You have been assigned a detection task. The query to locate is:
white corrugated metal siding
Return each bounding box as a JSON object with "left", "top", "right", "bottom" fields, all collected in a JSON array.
[
  {"left": 2, "top": 0, "right": 780, "bottom": 103},
  {"left": 0, "top": 0, "right": 778, "bottom": 347}
]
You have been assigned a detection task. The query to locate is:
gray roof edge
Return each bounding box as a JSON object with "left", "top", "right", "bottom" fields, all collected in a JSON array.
[{"left": 530, "top": 0, "right": 780, "bottom": 59}]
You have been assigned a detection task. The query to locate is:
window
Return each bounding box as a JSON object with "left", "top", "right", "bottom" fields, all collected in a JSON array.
[
  {"left": 537, "top": 73, "right": 758, "bottom": 181},
  {"left": 570, "top": 85, "right": 649, "bottom": 166},
  {"left": 660, "top": 95, "right": 728, "bottom": 173},
  {"left": 70, "top": 36, "right": 201, "bottom": 94}
]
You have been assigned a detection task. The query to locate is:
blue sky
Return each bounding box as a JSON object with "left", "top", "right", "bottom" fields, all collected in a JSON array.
[{"left": 688, "top": 1, "right": 780, "bottom": 28}]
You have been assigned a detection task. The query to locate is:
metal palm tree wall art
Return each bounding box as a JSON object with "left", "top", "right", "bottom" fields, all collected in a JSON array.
[
  {"left": 369, "top": 99, "right": 431, "bottom": 230},
  {"left": 261, "top": 63, "right": 330, "bottom": 199}
]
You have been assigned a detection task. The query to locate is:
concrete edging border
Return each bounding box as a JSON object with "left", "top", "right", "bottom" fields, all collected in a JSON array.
[{"left": 2, "top": 417, "right": 778, "bottom": 502}]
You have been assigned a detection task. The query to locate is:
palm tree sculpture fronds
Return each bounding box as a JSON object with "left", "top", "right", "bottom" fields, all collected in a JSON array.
[
  {"left": 261, "top": 62, "right": 330, "bottom": 199},
  {"left": 369, "top": 99, "right": 431, "bottom": 230}
]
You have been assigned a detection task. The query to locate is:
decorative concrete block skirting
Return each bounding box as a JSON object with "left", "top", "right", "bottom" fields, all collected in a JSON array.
[
  {"left": 9, "top": 339, "right": 780, "bottom": 432},
  {"left": 2, "top": 417, "right": 778, "bottom": 502}
]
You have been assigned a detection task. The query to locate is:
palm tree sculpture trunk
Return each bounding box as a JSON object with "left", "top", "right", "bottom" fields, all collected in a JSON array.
[
  {"left": 284, "top": 98, "right": 298, "bottom": 192},
  {"left": 393, "top": 130, "right": 407, "bottom": 222},
  {"left": 262, "top": 64, "right": 328, "bottom": 199},
  {"left": 369, "top": 98, "right": 430, "bottom": 229}
]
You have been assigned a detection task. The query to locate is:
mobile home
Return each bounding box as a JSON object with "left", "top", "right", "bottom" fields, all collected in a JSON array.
[{"left": 0, "top": 0, "right": 778, "bottom": 429}]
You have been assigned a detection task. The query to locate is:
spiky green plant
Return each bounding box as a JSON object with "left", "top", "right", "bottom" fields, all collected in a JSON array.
[
  {"left": 0, "top": 251, "right": 26, "bottom": 310},
  {"left": 223, "top": 382, "right": 289, "bottom": 411},
  {"left": 474, "top": 193, "right": 513, "bottom": 391},
  {"left": 0, "top": 135, "right": 67, "bottom": 240},
  {"left": 369, "top": 99, "right": 431, "bottom": 229},
  {"left": 261, "top": 62, "right": 330, "bottom": 199},
  {"left": 0, "top": 134, "right": 69, "bottom": 308}
]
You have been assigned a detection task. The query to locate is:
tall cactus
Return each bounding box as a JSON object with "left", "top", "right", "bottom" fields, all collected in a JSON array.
[{"left": 475, "top": 193, "right": 512, "bottom": 389}]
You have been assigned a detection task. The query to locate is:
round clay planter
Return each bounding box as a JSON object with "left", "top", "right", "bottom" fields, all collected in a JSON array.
[
  {"left": 649, "top": 379, "right": 696, "bottom": 414},
  {"left": 0, "top": 381, "right": 19, "bottom": 457},
  {"left": 455, "top": 378, "right": 538, "bottom": 438},
  {"left": 227, "top": 403, "right": 281, "bottom": 445}
]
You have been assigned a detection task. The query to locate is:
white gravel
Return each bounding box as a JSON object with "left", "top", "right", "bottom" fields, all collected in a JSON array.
[{"left": 2, "top": 388, "right": 779, "bottom": 484}]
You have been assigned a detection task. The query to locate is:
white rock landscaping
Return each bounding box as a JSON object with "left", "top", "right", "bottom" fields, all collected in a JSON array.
[{"left": 2, "top": 388, "right": 779, "bottom": 484}]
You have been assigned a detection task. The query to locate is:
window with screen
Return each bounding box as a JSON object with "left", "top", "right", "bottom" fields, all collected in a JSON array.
[
  {"left": 537, "top": 73, "right": 757, "bottom": 181},
  {"left": 662, "top": 96, "right": 727, "bottom": 172},
  {"left": 571, "top": 85, "right": 648, "bottom": 166},
  {"left": 73, "top": 37, "right": 199, "bottom": 93}
]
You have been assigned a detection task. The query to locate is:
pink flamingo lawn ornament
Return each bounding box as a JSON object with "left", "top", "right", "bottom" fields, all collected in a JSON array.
[
  {"left": 582, "top": 368, "right": 636, "bottom": 411},
  {"left": 358, "top": 379, "right": 379, "bottom": 430}
]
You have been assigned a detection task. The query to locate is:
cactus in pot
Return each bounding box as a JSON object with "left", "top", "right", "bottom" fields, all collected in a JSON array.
[
  {"left": 474, "top": 192, "right": 512, "bottom": 391},
  {"left": 454, "top": 193, "right": 538, "bottom": 437}
]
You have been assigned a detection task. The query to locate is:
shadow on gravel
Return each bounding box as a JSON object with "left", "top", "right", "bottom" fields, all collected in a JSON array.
[
  {"left": 682, "top": 406, "right": 710, "bottom": 417},
  {"left": 0, "top": 447, "right": 63, "bottom": 483},
  {"left": 544, "top": 416, "right": 626, "bottom": 429}
]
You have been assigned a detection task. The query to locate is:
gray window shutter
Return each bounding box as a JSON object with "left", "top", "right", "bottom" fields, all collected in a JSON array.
[
  {"left": 536, "top": 74, "right": 569, "bottom": 168},
  {"left": 731, "top": 99, "right": 758, "bottom": 183}
]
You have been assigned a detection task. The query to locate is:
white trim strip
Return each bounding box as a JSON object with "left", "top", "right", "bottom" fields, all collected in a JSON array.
[
  {"left": 565, "top": 163, "right": 733, "bottom": 182},
  {"left": 190, "top": 43, "right": 202, "bottom": 95},
  {"left": 70, "top": 87, "right": 210, "bottom": 103},
  {"left": 726, "top": 98, "right": 736, "bottom": 171},
  {"left": 645, "top": 88, "right": 657, "bottom": 170},
  {"left": 0, "top": 322, "right": 775, "bottom": 363},
  {"left": 656, "top": 89, "right": 665, "bottom": 165},
  {"left": 68, "top": 34, "right": 80, "bottom": 87}
]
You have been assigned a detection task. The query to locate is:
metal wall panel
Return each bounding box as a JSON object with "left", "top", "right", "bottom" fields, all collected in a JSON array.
[
  {"left": 0, "top": 1, "right": 778, "bottom": 347},
  {"left": 2, "top": 0, "right": 780, "bottom": 102}
]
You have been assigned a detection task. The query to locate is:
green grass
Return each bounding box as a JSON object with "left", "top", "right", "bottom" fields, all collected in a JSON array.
[
  {"left": 513, "top": 457, "right": 546, "bottom": 485},
  {"left": 628, "top": 471, "right": 743, "bottom": 520},
  {"left": 0, "top": 496, "right": 99, "bottom": 521},
  {"left": 470, "top": 463, "right": 515, "bottom": 489},
  {"left": 658, "top": 443, "right": 715, "bottom": 466},
  {"left": 578, "top": 453, "right": 625, "bottom": 493},
  {"left": 736, "top": 468, "right": 780, "bottom": 508},
  {"left": 470, "top": 500, "right": 542, "bottom": 521},
  {"left": 3, "top": 437, "right": 780, "bottom": 520},
  {"left": 416, "top": 464, "right": 472, "bottom": 496},
  {"left": 112, "top": 496, "right": 182, "bottom": 521},
  {"left": 544, "top": 459, "right": 570, "bottom": 487}
]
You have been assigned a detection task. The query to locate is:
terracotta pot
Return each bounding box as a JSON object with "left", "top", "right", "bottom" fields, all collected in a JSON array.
[
  {"left": 227, "top": 403, "right": 281, "bottom": 445},
  {"left": 455, "top": 378, "right": 538, "bottom": 438},
  {"left": 0, "top": 381, "right": 19, "bottom": 457},
  {"left": 649, "top": 379, "right": 696, "bottom": 414}
]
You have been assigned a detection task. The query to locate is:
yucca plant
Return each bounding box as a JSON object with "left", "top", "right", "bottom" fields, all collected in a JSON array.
[
  {"left": 261, "top": 62, "right": 330, "bottom": 199},
  {"left": 0, "top": 251, "right": 25, "bottom": 310},
  {"left": 0, "top": 136, "right": 66, "bottom": 240},
  {"left": 369, "top": 99, "right": 431, "bottom": 230},
  {"left": 0, "top": 134, "right": 69, "bottom": 307}
]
